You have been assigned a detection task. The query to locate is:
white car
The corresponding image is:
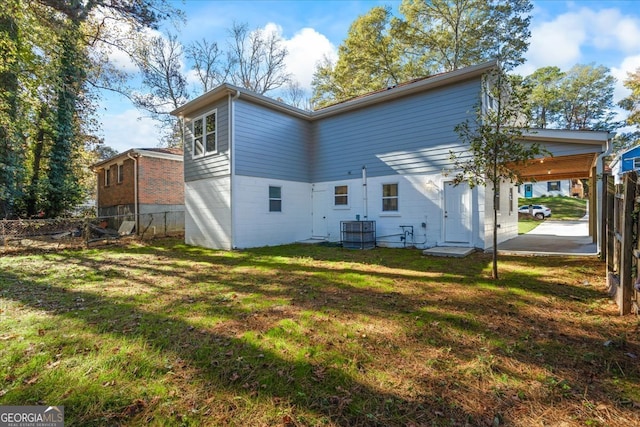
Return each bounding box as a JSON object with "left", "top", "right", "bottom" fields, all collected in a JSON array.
[{"left": 518, "top": 204, "right": 552, "bottom": 219}]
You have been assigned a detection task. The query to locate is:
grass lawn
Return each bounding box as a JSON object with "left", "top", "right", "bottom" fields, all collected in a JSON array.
[
  {"left": 1, "top": 239, "right": 638, "bottom": 426},
  {"left": 519, "top": 197, "right": 588, "bottom": 220}
]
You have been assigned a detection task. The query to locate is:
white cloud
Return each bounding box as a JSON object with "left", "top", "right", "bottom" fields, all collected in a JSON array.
[
  {"left": 524, "top": 12, "right": 587, "bottom": 72},
  {"left": 612, "top": 55, "right": 640, "bottom": 104},
  {"left": 282, "top": 27, "right": 337, "bottom": 90},
  {"left": 523, "top": 5, "right": 640, "bottom": 75},
  {"left": 255, "top": 23, "right": 337, "bottom": 90},
  {"left": 99, "top": 109, "right": 162, "bottom": 153}
]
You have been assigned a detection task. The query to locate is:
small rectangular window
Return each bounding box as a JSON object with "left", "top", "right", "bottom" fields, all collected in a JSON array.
[
  {"left": 334, "top": 185, "right": 348, "bottom": 206},
  {"left": 547, "top": 181, "right": 561, "bottom": 192},
  {"left": 633, "top": 158, "right": 640, "bottom": 169},
  {"left": 117, "top": 164, "right": 124, "bottom": 183},
  {"left": 269, "top": 186, "right": 282, "bottom": 212},
  {"left": 105, "top": 168, "right": 111, "bottom": 186},
  {"left": 382, "top": 183, "right": 398, "bottom": 211}
]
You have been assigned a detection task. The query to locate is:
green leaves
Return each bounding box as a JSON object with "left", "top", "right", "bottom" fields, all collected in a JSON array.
[{"left": 311, "top": 0, "right": 533, "bottom": 108}]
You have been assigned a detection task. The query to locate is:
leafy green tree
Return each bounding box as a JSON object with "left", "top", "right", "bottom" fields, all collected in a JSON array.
[
  {"left": 45, "top": 22, "right": 87, "bottom": 217},
  {"left": 312, "top": 6, "right": 404, "bottom": 108},
  {"left": 557, "top": 63, "right": 616, "bottom": 131},
  {"left": 0, "top": 0, "right": 24, "bottom": 218},
  {"left": 312, "top": 0, "right": 532, "bottom": 108},
  {"left": 398, "top": 0, "right": 531, "bottom": 72},
  {"left": 619, "top": 67, "right": 640, "bottom": 127},
  {"left": 451, "top": 70, "right": 547, "bottom": 279},
  {"left": 523, "top": 66, "right": 564, "bottom": 128}
]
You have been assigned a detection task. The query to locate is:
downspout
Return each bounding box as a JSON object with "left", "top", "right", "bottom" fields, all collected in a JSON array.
[
  {"left": 94, "top": 167, "right": 100, "bottom": 217},
  {"left": 230, "top": 89, "right": 240, "bottom": 248},
  {"left": 595, "top": 135, "right": 613, "bottom": 254},
  {"left": 362, "top": 166, "right": 368, "bottom": 220},
  {"left": 127, "top": 151, "right": 139, "bottom": 235}
]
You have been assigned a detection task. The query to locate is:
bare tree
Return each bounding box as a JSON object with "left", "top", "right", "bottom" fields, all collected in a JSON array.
[
  {"left": 132, "top": 32, "right": 189, "bottom": 146},
  {"left": 226, "top": 22, "right": 291, "bottom": 94},
  {"left": 186, "top": 38, "right": 229, "bottom": 92},
  {"left": 281, "top": 80, "right": 310, "bottom": 110}
]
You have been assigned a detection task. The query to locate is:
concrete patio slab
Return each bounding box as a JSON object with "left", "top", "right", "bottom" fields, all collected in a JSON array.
[
  {"left": 497, "top": 219, "right": 597, "bottom": 256},
  {"left": 422, "top": 246, "right": 476, "bottom": 257}
]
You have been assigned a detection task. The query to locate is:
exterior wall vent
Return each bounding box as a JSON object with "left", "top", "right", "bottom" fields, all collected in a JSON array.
[{"left": 341, "top": 221, "right": 376, "bottom": 249}]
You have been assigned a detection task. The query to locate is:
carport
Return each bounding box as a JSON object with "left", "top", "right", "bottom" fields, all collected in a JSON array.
[{"left": 510, "top": 129, "right": 614, "bottom": 253}]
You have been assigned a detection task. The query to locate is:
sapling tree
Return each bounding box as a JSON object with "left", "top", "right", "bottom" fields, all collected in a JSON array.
[{"left": 451, "top": 68, "right": 547, "bottom": 279}]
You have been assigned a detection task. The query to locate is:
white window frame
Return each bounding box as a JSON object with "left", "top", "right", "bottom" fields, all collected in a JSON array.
[
  {"left": 117, "top": 163, "right": 124, "bottom": 184},
  {"left": 382, "top": 183, "right": 399, "bottom": 213},
  {"left": 104, "top": 167, "right": 111, "bottom": 186},
  {"left": 192, "top": 109, "right": 217, "bottom": 159},
  {"left": 269, "top": 186, "right": 282, "bottom": 212},
  {"left": 333, "top": 185, "right": 349, "bottom": 208},
  {"left": 633, "top": 158, "right": 640, "bottom": 169}
]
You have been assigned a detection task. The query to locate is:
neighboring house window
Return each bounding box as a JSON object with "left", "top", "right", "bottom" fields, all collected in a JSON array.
[
  {"left": 104, "top": 167, "right": 111, "bottom": 186},
  {"left": 382, "top": 183, "right": 398, "bottom": 211},
  {"left": 117, "top": 163, "right": 124, "bottom": 183},
  {"left": 547, "top": 181, "right": 561, "bottom": 192},
  {"left": 269, "top": 186, "right": 282, "bottom": 212},
  {"left": 192, "top": 110, "right": 217, "bottom": 158},
  {"left": 334, "top": 185, "right": 348, "bottom": 206},
  {"left": 633, "top": 158, "right": 640, "bottom": 169}
]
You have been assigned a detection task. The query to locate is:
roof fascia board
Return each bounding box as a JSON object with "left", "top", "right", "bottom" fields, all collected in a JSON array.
[
  {"left": 310, "top": 60, "right": 498, "bottom": 119},
  {"left": 130, "top": 149, "right": 183, "bottom": 162},
  {"left": 522, "top": 128, "right": 613, "bottom": 145},
  {"left": 92, "top": 149, "right": 182, "bottom": 169}
]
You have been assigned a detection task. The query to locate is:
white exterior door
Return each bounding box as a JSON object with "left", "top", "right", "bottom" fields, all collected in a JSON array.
[
  {"left": 312, "top": 187, "right": 328, "bottom": 238},
  {"left": 444, "top": 181, "right": 471, "bottom": 243}
]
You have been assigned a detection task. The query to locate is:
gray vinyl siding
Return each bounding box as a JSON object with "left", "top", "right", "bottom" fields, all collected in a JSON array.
[
  {"left": 311, "top": 79, "right": 481, "bottom": 182},
  {"left": 184, "top": 97, "right": 230, "bottom": 182},
  {"left": 234, "top": 99, "right": 312, "bottom": 182}
]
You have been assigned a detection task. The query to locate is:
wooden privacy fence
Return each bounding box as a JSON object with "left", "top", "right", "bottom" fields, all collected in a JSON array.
[{"left": 604, "top": 170, "right": 640, "bottom": 315}]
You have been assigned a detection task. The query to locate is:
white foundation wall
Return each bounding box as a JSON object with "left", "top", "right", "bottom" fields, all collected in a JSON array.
[
  {"left": 484, "top": 180, "right": 519, "bottom": 249},
  {"left": 313, "top": 173, "right": 484, "bottom": 249},
  {"left": 185, "top": 176, "right": 232, "bottom": 250},
  {"left": 232, "top": 176, "right": 312, "bottom": 248}
]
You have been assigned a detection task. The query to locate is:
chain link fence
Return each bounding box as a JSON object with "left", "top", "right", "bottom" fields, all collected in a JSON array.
[{"left": 1, "top": 211, "right": 184, "bottom": 253}]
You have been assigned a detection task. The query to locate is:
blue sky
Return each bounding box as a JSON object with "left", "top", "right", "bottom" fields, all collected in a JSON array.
[{"left": 99, "top": 0, "right": 640, "bottom": 152}]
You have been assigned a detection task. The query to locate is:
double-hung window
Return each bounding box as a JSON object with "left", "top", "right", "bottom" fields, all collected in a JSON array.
[
  {"left": 382, "top": 183, "right": 398, "bottom": 212},
  {"left": 334, "top": 185, "right": 348, "bottom": 206},
  {"left": 192, "top": 110, "right": 217, "bottom": 158},
  {"left": 105, "top": 167, "right": 111, "bottom": 186},
  {"left": 269, "top": 186, "right": 282, "bottom": 212},
  {"left": 117, "top": 163, "right": 124, "bottom": 183},
  {"left": 634, "top": 158, "right": 640, "bottom": 169}
]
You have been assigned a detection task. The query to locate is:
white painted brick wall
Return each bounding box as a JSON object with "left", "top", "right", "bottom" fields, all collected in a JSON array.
[
  {"left": 185, "top": 177, "right": 232, "bottom": 249},
  {"left": 232, "top": 176, "right": 312, "bottom": 248}
]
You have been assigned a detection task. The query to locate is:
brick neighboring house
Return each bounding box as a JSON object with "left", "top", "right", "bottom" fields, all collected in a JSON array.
[{"left": 92, "top": 148, "right": 184, "bottom": 233}]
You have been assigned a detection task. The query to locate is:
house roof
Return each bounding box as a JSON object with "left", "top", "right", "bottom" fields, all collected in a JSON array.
[
  {"left": 170, "top": 60, "right": 500, "bottom": 120},
  {"left": 92, "top": 148, "right": 183, "bottom": 170},
  {"left": 516, "top": 129, "right": 614, "bottom": 180}
]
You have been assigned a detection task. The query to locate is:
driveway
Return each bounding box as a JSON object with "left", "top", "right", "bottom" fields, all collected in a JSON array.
[{"left": 497, "top": 219, "right": 597, "bottom": 255}]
